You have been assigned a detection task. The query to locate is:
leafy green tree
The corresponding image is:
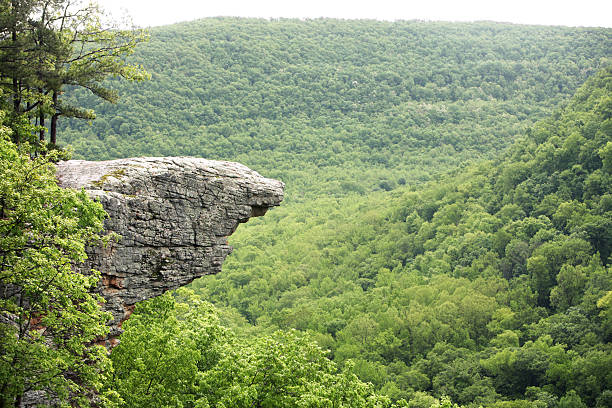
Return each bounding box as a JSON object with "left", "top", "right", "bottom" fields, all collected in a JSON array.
[
  {"left": 597, "top": 290, "right": 612, "bottom": 341},
  {"left": 112, "top": 290, "right": 394, "bottom": 408},
  {"left": 0, "top": 110, "right": 112, "bottom": 407},
  {"left": 550, "top": 265, "right": 587, "bottom": 311},
  {"left": 558, "top": 390, "right": 587, "bottom": 408},
  {"left": 0, "top": 0, "right": 148, "bottom": 145},
  {"left": 110, "top": 289, "right": 226, "bottom": 408}
]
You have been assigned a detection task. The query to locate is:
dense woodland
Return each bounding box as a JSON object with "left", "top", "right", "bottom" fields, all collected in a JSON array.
[
  {"left": 192, "top": 67, "right": 612, "bottom": 406},
  {"left": 60, "top": 18, "right": 611, "bottom": 199},
  {"left": 1, "top": 11, "right": 611, "bottom": 408}
]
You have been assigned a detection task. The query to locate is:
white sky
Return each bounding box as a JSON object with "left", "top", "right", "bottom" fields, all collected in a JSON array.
[{"left": 97, "top": 0, "right": 612, "bottom": 28}]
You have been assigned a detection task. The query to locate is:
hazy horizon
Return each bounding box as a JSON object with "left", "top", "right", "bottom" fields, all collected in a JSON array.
[{"left": 97, "top": 0, "right": 612, "bottom": 29}]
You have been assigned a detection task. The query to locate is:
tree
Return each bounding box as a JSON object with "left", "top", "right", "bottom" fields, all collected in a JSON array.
[
  {"left": 111, "top": 290, "right": 394, "bottom": 408},
  {"left": 109, "top": 290, "right": 227, "bottom": 408},
  {"left": 549, "top": 264, "right": 587, "bottom": 311},
  {"left": 0, "top": 113, "right": 112, "bottom": 407},
  {"left": 558, "top": 390, "right": 587, "bottom": 408},
  {"left": 0, "top": 0, "right": 148, "bottom": 146}
]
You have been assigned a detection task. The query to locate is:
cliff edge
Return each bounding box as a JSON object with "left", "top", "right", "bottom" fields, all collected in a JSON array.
[{"left": 56, "top": 157, "right": 284, "bottom": 343}]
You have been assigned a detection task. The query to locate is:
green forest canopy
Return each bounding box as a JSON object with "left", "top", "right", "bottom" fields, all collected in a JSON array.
[
  {"left": 60, "top": 18, "right": 610, "bottom": 200},
  {"left": 190, "top": 66, "right": 612, "bottom": 406},
  {"left": 18, "top": 17, "right": 612, "bottom": 407},
  {"left": 105, "top": 62, "right": 612, "bottom": 408}
]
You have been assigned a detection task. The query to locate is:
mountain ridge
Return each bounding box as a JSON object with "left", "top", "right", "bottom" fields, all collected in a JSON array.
[{"left": 60, "top": 18, "right": 610, "bottom": 199}]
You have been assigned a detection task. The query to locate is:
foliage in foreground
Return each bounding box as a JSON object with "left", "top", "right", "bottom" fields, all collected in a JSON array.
[
  {"left": 110, "top": 289, "right": 402, "bottom": 408},
  {"left": 0, "top": 112, "right": 112, "bottom": 406}
]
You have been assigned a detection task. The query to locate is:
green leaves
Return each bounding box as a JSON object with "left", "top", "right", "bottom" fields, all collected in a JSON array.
[
  {"left": 111, "top": 290, "right": 392, "bottom": 408},
  {"left": 0, "top": 132, "right": 110, "bottom": 406},
  {"left": 57, "top": 19, "right": 608, "bottom": 203},
  {"left": 186, "top": 67, "right": 612, "bottom": 406},
  {"left": 0, "top": 0, "right": 149, "bottom": 146}
]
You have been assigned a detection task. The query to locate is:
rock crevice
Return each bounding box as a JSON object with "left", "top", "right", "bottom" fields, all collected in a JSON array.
[{"left": 56, "top": 157, "right": 284, "bottom": 342}]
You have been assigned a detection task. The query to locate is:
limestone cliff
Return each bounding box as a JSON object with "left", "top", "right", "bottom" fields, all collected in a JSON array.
[{"left": 56, "top": 157, "right": 284, "bottom": 343}]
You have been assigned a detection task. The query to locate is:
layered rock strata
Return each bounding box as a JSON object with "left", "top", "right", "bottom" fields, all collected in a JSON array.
[{"left": 56, "top": 157, "right": 284, "bottom": 342}]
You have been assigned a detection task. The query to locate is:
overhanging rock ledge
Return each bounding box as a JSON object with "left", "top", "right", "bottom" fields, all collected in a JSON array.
[{"left": 56, "top": 157, "right": 284, "bottom": 343}]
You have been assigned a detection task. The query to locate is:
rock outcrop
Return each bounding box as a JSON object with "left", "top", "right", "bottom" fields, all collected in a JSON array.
[{"left": 56, "top": 157, "right": 284, "bottom": 343}]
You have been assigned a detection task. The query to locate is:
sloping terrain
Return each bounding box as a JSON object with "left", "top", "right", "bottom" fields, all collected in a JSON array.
[
  {"left": 59, "top": 18, "right": 612, "bottom": 405},
  {"left": 194, "top": 67, "right": 612, "bottom": 405},
  {"left": 61, "top": 18, "right": 610, "bottom": 199}
]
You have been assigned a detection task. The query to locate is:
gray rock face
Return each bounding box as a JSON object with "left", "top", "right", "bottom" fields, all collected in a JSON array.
[{"left": 56, "top": 157, "right": 284, "bottom": 343}]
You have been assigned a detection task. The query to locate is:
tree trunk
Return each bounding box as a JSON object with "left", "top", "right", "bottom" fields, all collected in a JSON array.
[
  {"left": 11, "top": 0, "right": 20, "bottom": 116},
  {"left": 50, "top": 114, "right": 58, "bottom": 146},
  {"left": 12, "top": 79, "right": 20, "bottom": 114},
  {"left": 50, "top": 92, "right": 58, "bottom": 145},
  {"left": 0, "top": 385, "right": 9, "bottom": 408},
  {"left": 39, "top": 113, "right": 45, "bottom": 142}
]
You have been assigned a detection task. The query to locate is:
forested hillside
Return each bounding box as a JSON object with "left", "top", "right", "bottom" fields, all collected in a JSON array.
[
  {"left": 2, "top": 5, "right": 611, "bottom": 406},
  {"left": 60, "top": 18, "right": 610, "bottom": 198},
  {"left": 55, "top": 18, "right": 612, "bottom": 407},
  {"left": 187, "top": 66, "right": 612, "bottom": 406}
]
